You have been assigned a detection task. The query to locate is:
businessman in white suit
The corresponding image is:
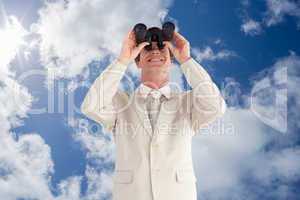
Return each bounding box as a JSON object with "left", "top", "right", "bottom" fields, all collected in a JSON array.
[{"left": 81, "top": 29, "right": 227, "bottom": 200}]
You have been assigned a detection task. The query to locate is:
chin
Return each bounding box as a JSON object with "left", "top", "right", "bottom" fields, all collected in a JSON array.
[
  {"left": 147, "top": 60, "right": 168, "bottom": 68},
  {"left": 149, "top": 64, "right": 164, "bottom": 68}
]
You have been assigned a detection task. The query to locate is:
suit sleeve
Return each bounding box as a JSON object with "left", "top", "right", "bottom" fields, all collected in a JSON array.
[
  {"left": 180, "top": 57, "right": 227, "bottom": 134},
  {"left": 80, "top": 59, "right": 128, "bottom": 133}
]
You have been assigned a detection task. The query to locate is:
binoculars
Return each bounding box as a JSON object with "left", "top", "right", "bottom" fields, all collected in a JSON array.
[{"left": 133, "top": 21, "right": 175, "bottom": 51}]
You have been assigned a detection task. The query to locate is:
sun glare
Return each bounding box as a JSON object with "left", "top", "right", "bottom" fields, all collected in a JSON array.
[{"left": 0, "top": 16, "right": 28, "bottom": 63}]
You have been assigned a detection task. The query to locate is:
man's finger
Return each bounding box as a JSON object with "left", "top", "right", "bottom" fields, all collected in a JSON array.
[
  {"left": 134, "top": 42, "right": 150, "bottom": 54},
  {"left": 123, "top": 30, "right": 133, "bottom": 43},
  {"left": 128, "top": 30, "right": 135, "bottom": 39},
  {"left": 164, "top": 41, "right": 176, "bottom": 55},
  {"left": 138, "top": 41, "right": 150, "bottom": 50},
  {"left": 164, "top": 41, "right": 177, "bottom": 56},
  {"left": 173, "top": 31, "right": 188, "bottom": 46},
  {"left": 174, "top": 31, "right": 188, "bottom": 42}
]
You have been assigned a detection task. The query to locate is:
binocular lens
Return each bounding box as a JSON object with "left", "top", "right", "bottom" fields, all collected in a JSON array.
[{"left": 133, "top": 21, "right": 175, "bottom": 51}]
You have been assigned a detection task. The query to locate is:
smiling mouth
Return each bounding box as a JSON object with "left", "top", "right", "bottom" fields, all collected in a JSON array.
[{"left": 147, "top": 58, "right": 165, "bottom": 63}]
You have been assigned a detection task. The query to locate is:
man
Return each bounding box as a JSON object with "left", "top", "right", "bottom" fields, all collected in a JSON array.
[{"left": 81, "top": 29, "right": 227, "bottom": 200}]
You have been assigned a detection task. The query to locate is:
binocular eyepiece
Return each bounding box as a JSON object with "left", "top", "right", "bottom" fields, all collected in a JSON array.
[{"left": 133, "top": 21, "right": 175, "bottom": 51}]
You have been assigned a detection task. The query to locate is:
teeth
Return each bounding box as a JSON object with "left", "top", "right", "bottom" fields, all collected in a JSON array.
[{"left": 149, "top": 58, "right": 163, "bottom": 62}]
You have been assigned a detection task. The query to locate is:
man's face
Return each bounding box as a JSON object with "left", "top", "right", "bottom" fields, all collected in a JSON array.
[{"left": 137, "top": 41, "right": 172, "bottom": 69}]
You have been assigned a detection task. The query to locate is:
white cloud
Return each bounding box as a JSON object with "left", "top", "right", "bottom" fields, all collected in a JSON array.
[
  {"left": 192, "top": 52, "right": 300, "bottom": 199},
  {"left": 250, "top": 60, "right": 288, "bottom": 133},
  {"left": 222, "top": 77, "right": 246, "bottom": 108},
  {"left": 84, "top": 166, "right": 113, "bottom": 200},
  {"left": 56, "top": 176, "right": 82, "bottom": 200},
  {"left": 0, "top": 7, "right": 82, "bottom": 200},
  {"left": 0, "top": 134, "right": 54, "bottom": 200},
  {"left": 192, "top": 46, "right": 236, "bottom": 63},
  {"left": 214, "top": 38, "right": 222, "bottom": 45},
  {"left": 0, "top": 15, "right": 28, "bottom": 80},
  {"left": 239, "top": 0, "right": 300, "bottom": 36},
  {"left": 0, "top": 10, "right": 54, "bottom": 199},
  {"left": 241, "top": 19, "right": 262, "bottom": 36},
  {"left": 33, "top": 0, "right": 172, "bottom": 79},
  {"left": 67, "top": 117, "right": 115, "bottom": 200},
  {"left": 1, "top": 1, "right": 300, "bottom": 200},
  {"left": 249, "top": 52, "right": 300, "bottom": 133},
  {"left": 193, "top": 109, "right": 269, "bottom": 198},
  {"left": 264, "top": 0, "right": 300, "bottom": 28},
  {"left": 73, "top": 120, "right": 115, "bottom": 164}
]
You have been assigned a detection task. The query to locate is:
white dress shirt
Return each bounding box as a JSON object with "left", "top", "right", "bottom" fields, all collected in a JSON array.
[
  {"left": 137, "top": 82, "right": 171, "bottom": 100},
  {"left": 137, "top": 83, "right": 171, "bottom": 134}
]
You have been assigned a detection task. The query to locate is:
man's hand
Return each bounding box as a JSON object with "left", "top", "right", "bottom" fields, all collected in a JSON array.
[
  {"left": 117, "top": 30, "right": 150, "bottom": 65},
  {"left": 164, "top": 31, "right": 191, "bottom": 64}
]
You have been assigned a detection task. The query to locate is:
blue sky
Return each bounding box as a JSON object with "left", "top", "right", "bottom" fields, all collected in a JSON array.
[{"left": 1, "top": 0, "right": 299, "bottom": 199}]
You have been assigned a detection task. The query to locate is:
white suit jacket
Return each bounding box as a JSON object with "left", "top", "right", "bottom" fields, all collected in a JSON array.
[{"left": 81, "top": 58, "right": 227, "bottom": 200}]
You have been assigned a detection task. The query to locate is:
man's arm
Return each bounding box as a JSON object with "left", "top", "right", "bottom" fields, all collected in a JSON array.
[
  {"left": 80, "top": 59, "right": 128, "bottom": 133},
  {"left": 180, "top": 57, "right": 227, "bottom": 134},
  {"left": 165, "top": 31, "right": 226, "bottom": 134},
  {"left": 81, "top": 29, "right": 149, "bottom": 133}
]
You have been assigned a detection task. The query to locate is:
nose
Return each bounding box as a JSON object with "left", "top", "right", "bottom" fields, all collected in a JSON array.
[
  {"left": 150, "top": 49, "right": 160, "bottom": 55},
  {"left": 150, "top": 45, "right": 160, "bottom": 55}
]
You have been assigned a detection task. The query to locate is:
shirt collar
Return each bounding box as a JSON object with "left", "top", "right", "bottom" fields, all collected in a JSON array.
[{"left": 138, "top": 82, "right": 171, "bottom": 99}]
